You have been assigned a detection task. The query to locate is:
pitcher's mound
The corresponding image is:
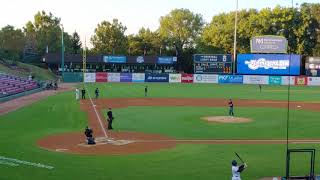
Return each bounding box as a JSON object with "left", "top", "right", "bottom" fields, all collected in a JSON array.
[{"left": 202, "top": 116, "right": 253, "bottom": 123}]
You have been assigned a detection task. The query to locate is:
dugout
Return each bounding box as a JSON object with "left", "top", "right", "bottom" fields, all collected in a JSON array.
[{"left": 43, "top": 53, "right": 177, "bottom": 74}]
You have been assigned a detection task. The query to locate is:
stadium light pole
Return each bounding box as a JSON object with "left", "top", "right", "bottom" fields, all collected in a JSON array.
[
  {"left": 61, "top": 25, "right": 65, "bottom": 79},
  {"left": 232, "top": 0, "right": 239, "bottom": 74}
]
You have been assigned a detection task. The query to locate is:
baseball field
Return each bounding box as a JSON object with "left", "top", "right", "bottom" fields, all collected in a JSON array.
[{"left": 1, "top": 83, "right": 320, "bottom": 180}]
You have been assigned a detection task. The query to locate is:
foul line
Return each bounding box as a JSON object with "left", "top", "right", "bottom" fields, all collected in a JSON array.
[
  {"left": 84, "top": 84, "right": 108, "bottom": 138},
  {"left": 0, "top": 156, "right": 54, "bottom": 169}
]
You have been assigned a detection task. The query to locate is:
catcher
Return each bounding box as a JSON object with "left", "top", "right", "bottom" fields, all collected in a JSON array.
[{"left": 84, "top": 126, "right": 95, "bottom": 145}]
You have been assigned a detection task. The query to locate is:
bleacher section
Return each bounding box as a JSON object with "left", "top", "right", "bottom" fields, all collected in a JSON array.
[{"left": 0, "top": 73, "right": 39, "bottom": 97}]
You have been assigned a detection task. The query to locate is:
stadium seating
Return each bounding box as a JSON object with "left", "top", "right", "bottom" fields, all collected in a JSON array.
[{"left": 0, "top": 73, "right": 39, "bottom": 97}]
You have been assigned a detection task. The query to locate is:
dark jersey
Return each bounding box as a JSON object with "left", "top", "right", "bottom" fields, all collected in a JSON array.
[
  {"left": 107, "top": 111, "right": 113, "bottom": 119},
  {"left": 81, "top": 89, "right": 86, "bottom": 94},
  {"left": 85, "top": 128, "right": 93, "bottom": 137},
  {"left": 95, "top": 89, "right": 99, "bottom": 94},
  {"left": 145, "top": 87, "right": 148, "bottom": 92},
  {"left": 229, "top": 101, "right": 233, "bottom": 107}
]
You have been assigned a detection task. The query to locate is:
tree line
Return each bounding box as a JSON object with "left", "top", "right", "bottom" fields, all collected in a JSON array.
[{"left": 0, "top": 3, "right": 319, "bottom": 72}]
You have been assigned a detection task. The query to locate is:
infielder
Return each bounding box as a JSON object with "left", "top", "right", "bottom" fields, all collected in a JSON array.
[
  {"left": 107, "top": 108, "right": 114, "bottom": 130},
  {"left": 231, "top": 160, "right": 247, "bottom": 180},
  {"left": 228, "top": 99, "right": 234, "bottom": 116}
]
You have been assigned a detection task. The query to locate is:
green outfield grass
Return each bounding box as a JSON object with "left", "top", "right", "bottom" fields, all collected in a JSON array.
[
  {"left": 84, "top": 83, "right": 320, "bottom": 102},
  {"left": 0, "top": 83, "right": 320, "bottom": 180}
]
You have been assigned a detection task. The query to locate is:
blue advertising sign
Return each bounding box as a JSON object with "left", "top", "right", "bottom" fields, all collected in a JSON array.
[
  {"left": 218, "top": 75, "right": 243, "bottom": 84},
  {"left": 237, "top": 54, "right": 301, "bottom": 75},
  {"left": 145, "top": 73, "right": 169, "bottom": 82},
  {"left": 103, "top": 56, "right": 127, "bottom": 63},
  {"left": 120, "top": 73, "right": 132, "bottom": 82},
  {"left": 269, "top": 76, "right": 282, "bottom": 85},
  {"left": 194, "top": 54, "right": 232, "bottom": 63},
  {"left": 157, "top": 57, "right": 177, "bottom": 64}
]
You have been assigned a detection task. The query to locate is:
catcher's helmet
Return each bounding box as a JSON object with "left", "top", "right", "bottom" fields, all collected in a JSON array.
[{"left": 232, "top": 160, "right": 237, "bottom": 166}]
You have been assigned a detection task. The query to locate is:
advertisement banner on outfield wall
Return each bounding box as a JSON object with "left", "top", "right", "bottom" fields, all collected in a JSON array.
[
  {"left": 251, "top": 36, "right": 288, "bottom": 54},
  {"left": 218, "top": 75, "right": 243, "bottom": 84},
  {"left": 193, "top": 74, "right": 218, "bottom": 83},
  {"left": 120, "top": 73, "right": 132, "bottom": 82},
  {"left": 145, "top": 73, "right": 169, "bottom": 82},
  {"left": 237, "top": 54, "right": 301, "bottom": 75},
  {"left": 281, "top": 76, "right": 295, "bottom": 85},
  {"left": 132, "top": 73, "right": 145, "bottom": 82},
  {"left": 95, "top": 72, "right": 108, "bottom": 82},
  {"left": 107, "top": 73, "right": 120, "bottom": 82},
  {"left": 295, "top": 76, "right": 308, "bottom": 86},
  {"left": 308, "top": 77, "right": 320, "bottom": 86},
  {"left": 84, "top": 73, "right": 96, "bottom": 83},
  {"left": 169, "top": 74, "right": 181, "bottom": 83},
  {"left": 243, "top": 75, "right": 269, "bottom": 85},
  {"left": 269, "top": 76, "right": 282, "bottom": 85},
  {"left": 181, "top": 74, "right": 194, "bottom": 83}
]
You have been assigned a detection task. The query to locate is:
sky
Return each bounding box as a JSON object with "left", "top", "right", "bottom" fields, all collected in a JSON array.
[{"left": 0, "top": 0, "right": 318, "bottom": 47}]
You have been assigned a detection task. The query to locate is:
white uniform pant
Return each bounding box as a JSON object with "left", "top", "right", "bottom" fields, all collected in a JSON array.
[{"left": 232, "top": 177, "right": 241, "bottom": 180}]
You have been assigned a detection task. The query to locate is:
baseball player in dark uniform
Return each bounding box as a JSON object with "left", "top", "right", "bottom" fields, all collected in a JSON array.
[
  {"left": 81, "top": 88, "right": 86, "bottom": 99},
  {"left": 84, "top": 126, "right": 95, "bottom": 145},
  {"left": 95, "top": 88, "right": 99, "bottom": 99},
  {"left": 144, "top": 86, "right": 148, "bottom": 97},
  {"left": 258, "top": 84, "right": 262, "bottom": 93},
  {"left": 107, "top": 108, "right": 114, "bottom": 130},
  {"left": 231, "top": 160, "right": 247, "bottom": 180},
  {"left": 228, "top": 99, "right": 234, "bottom": 116}
]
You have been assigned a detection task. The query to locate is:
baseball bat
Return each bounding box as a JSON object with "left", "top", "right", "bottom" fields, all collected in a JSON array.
[{"left": 235, "top": 152, "right": 245, "bottom": 163}]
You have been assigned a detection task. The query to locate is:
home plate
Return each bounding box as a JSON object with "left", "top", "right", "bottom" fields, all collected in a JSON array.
[
  {"left": 79, "top": 137, "right": 135, "bottom": 147},
  {"left": 297, "top": 106, "right": 302, "bottom": 108}
]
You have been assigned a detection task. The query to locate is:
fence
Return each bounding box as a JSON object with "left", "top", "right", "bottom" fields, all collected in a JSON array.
[{"left": 64, "top": 72, "right": 320, "bottom": 86}]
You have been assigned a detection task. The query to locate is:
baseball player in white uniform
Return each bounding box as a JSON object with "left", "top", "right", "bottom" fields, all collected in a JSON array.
[
  {"left": 231, "top": 160, "right": 247, "bottom": 180},
  {"left": 75, "top": 88, "right": 80, "bottom": 100}
]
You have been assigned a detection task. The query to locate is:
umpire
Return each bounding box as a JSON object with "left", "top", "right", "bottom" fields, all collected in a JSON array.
[{"left": 107, "top": 108, "right": 114, "bottom": 130}]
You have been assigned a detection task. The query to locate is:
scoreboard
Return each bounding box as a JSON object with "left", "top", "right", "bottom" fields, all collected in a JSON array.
[{"left": 193, "top": 54, "right": 232, "bottom": 74}]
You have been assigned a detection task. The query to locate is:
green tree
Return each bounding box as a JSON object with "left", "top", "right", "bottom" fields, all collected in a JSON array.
[
  {"left": 71, "top": 31, "right": 82, "bottom": 54},
  {"left": 159, "top": 8, "right": 204, "bottom": 71},
  {"left": 24, "top": 11, "right": 62, "bottom": 54},
  {"left": 0, "top": 25, "right": 26, "bottom": 61},
  {"left": 128, "top": 28, "right": 163, "bottom": 56},
  {"left": 91, "top": 19, "right": 128, "bottom": 55}
]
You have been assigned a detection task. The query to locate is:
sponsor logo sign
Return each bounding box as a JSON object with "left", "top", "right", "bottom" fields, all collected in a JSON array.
[
  {"left": 295, "top": 76, "right": 308, "bottom": 86},
  {"left": 120, "top": 73, "right": 132, "bottom": 82},
  {"left": 243, "top": 75, "right": 269, "bottom": 85},
  {"left": 136, "top": 56, "right": 144, "bottom": 63},
  {"left": 269, "top": 76, "right": 282, "bottom": 85},
  {"left": 107, "top": 73, "right": 120, "bottom": 82},
  {"left": 157, "top": 57, "right": 177, "bottom": 64},
  {"left": 251, "top": 36, "right": 288, "bottom": 53},
  {"left": 308, "top": 77, "right": 320, "bottom": 86},
  {"left": 218, "top": 75, "right": 243, "bottom": 84},
  {"left": 103, "top": 56, "right": 127, "bottom": 63},
  {"left": 95, "top": 72, "right": 108, "bottom": 82},
  {"left": 169, "top": 74, "right": 181, "bottom": 83},
  {"left": 145, "top": 73, "right": 169, "bottom": 82},
  {"left": 237, "top": 54, "right": 301, "bottom": 75},
  {"left": 181, "top": 74, "right": 194, "bottom": 83},
  {"left": 193, "top": 74, "right": 218, "bottom": 83},
  {"left": 132, "top": 73, "right": 145, "bottom": 82},
  {"left": 281, "top": 76, "right": 295, "bottom": 85},
  {"left": 84, "top": 73, "right": 96, "bottom": 83}
]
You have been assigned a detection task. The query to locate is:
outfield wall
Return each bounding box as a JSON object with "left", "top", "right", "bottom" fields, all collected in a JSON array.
[{"left": 80, "top": 73, "right": 320, "bottom": 86}]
